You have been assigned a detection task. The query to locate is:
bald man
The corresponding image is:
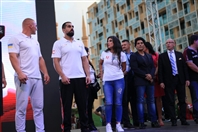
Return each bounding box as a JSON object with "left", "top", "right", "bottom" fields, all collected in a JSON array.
[
  {"left": 8, "top": 18, "right": 50, "bottom": 132},
  {"left": 158, "top": 38, "right": 190, "bottom": 126}
]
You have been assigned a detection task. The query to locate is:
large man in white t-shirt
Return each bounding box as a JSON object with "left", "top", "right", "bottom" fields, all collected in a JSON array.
[
  {"left": 8, "top": 18, "right": 50, "bottom": 132},
  {"left": 51, "top": 21, "right": 91, "bottom": 132}
]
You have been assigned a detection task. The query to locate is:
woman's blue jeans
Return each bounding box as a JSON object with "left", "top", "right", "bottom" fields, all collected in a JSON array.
[
  {"left": 103, "top": 78, "right": 125, "bottom": 123},
  {"left": 136, "top": 85, "right": 157, "bottom": 123}
]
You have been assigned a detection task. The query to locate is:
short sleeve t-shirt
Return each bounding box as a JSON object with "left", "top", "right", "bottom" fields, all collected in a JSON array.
[
  {"left": 51, "top": 38, "right": 87, "bottom": 79},
  {"left": 8, "top": 33, "right": 42, "bottom": 79},
  {"left": 185, "top": 47, "right": 198, "bottom": 81},
  {"left": 100, "top": 51, "right": 126, "bottom": 81}
]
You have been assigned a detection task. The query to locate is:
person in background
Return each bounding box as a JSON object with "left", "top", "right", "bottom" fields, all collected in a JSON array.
[
  {"left": 2, "top": 62, "right": 7, "bottom": 88},
  {"left": 183, "top": 34, "right": 198, "bottom": 124},
  {"left": 158, "top": 38, "right": 190, "bottom": 126},
  {"left": 99, "top": 36, "right": 126, "bottom": 132},
  {"left": 144, "top": 42, "right": 165, "bottom": 126},
  {"left": 94, "top": 98, "right": 106, "bottom": 126},
  {"left": 121, "top": 39, "right": 136, "bottom": 129},
  {"left": 130, "top": 37, "right": 160, "bottom": 129},
  {"left": 85, "top": 47, "right": 98, "bottom": 131}
]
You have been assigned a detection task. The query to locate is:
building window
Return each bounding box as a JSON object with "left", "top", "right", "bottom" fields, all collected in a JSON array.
[
  {"left": 127, "top": 0, "right": 130, "bottom": 6},
  {"left": 116, "top": 33, "right": 119, "bottom": 38},
  {"left": 186, "top": 21, "right": 191, "bottom": 27},
  {"left": 107, "top": 0, "right": 110, "bottom": 8},
  {"left": 139, "top": 6, "right": 143, "bottom": 14},
  {"left": 119, "top": 21, "right": 122, "bottom": 26},
  {"left": 135, "top": 28, "right": 138, "bottom": 32},
  {"left": 97, "top": 18, "right": 99, "bottom": 24},
  {"left": 99, "top": 43, "right": 102, "bottom": 50},
  {"left": 191, "top": 0, "right": 194, "bottom": 4},
  {"left": 135, "top": 12, "right": 139, "bottom": 20},
  {"left": 117, "top": 4, "right": 119, "bottom": 12},
  {"left": 125, "top": 15, "right": 128, "bottom": 22},
  {"left": 106, "top": 29, "right": 108, "bottom": 32},
  {"left": 141, "top": 22, "right": 145, "bottom": 34},
  {"left": 159, "top": 11, "right": 167, "bottom": 25},
  {"left": 180, "top": 20, "right": 185, "bottom": 35},
  {"left": 100, "top": 19, "right": 103, "bottom": 26},
  {"left": 157, "top": 0, "right": 163, "bottom": 3},
  {"left": 184, "top": 2, "right": 190, "bottom": 14},
  {"left": 108, "top": 14, "right": 110, "bottom": 18},
  {"left": 177, "top": 1, "right": 183, "bottom": 11},
  {"left": 95, "top": 7, "right": 98, "bottom": 16},
  {"left": 115, "top": 20, "right": 117, "bottom": 27},
  {"left": 128, "top": 12, "right": 132, "bottom": 19},
  {"left": 170, "top": 29, "right": 174, "bottom": 39},
  {"left": 172, "top": 8, "right": 177, "bottom": 14},
  {"left": 165, "top": 27, "right": 169, "bottom": 36},
  {"left": 99, "top": 33, "right": 103, "bottom": 40}
]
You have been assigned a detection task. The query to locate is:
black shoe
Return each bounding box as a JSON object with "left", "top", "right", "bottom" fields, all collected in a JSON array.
[
  {"left": 151, "top": 121, "right": 160, "bottom": 128},
  {"left": 123, "top": 123, "right": 135, "bottom": 129},
  {"left": 133, "top": 122, "right": 139, "bottom": 127},
  {"left": 89, "top": 124, "right": 97, "bottom": 131},
  {"left": 171, "top": 120, "right": 177, "bottom": 126},
  {"left": 139, "top": 123, "right": 146, "bottom": 129},
  {"left": 195, "top": 119, "right": 198, "bottom": 124},
  {"left": 181, "top": 121, "right": 190, "bottom": 125}
]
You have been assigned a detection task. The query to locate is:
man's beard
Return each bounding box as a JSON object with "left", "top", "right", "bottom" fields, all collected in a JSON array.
[{"left": 67, "top": 31, "right": 74, "bottom": 37}]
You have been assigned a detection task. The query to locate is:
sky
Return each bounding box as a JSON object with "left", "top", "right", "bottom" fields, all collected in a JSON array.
[{"left": 54, "top": 0, "right": 100, "bottom": 40}]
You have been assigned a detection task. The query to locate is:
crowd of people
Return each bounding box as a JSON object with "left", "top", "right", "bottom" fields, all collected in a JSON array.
[{"left": 2, "top": 18, "right": 198, "bottom": 132}]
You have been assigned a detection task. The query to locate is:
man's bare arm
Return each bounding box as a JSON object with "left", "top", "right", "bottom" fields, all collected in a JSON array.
[{"left": 9, "top": 53, "right": 27, "bottom": 83}]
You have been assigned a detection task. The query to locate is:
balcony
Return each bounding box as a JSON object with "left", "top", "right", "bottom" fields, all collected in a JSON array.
[
  {"left": 132, "top": 22, "right": 140, "bottom": 29},
  {"left": 178, "top": 10, "right": 184, "bottom": 18},
  {"left": 157, "top": 1, "right": 166, "bottom": 10},
  {"left": 99, "top": 36, "right": 103, "bottom": 41},
  {"left": 186, "top": 27, "right": 193, "bottom": 34},
  {"left": 181, "top": 29, "right": 185, "bottom": 36},
  {"left": 182, "top": 0, "right": 188, "bottom": 4},
  {"left": 168, "top": 20, "right": 179, "bottom": 29},
  {"left": 185, "top": 12, "right": 197, "bottom": 22}
]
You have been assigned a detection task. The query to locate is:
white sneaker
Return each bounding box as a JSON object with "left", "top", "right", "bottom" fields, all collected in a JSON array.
[
  {"left": 106, "top": 123, "right": 113, "bottom": 132},
  {"left": 116, "top": 123, "right": 124, "bottom": 132}
]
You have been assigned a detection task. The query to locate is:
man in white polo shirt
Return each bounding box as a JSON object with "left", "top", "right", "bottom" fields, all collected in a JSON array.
[
  {"left": 8, "top": 18, "right": 50, "bottom": 132},
  {"left": 52, "top": 21, "right": 90, "bottom": 132}
]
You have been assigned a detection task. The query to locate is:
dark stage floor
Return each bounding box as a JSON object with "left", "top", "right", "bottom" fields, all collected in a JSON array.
[{"left": 72, "top": 120, "right": 198, "bottom": 132}]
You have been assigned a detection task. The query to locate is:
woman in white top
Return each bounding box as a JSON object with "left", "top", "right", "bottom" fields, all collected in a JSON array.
[{"left": 99, "top": 36, "right": 126, "bottom": 132}]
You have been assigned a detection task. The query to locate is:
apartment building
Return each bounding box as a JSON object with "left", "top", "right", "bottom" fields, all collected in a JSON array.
[{"left": 87, "top": 0, "right": 198, "bottom": 101}]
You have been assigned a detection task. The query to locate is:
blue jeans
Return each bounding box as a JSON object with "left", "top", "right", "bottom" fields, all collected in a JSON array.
[
  {"left": 136, "top": 85, "right": 157, "bottom": 123},
  {"left": 103, "top": 78, "right": 125, "bottom": 123},
  {"left": 189, "top": 81, "right": 198, "bottom": 119}
]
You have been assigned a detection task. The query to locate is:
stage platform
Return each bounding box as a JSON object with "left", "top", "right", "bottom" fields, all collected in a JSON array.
[{"left": 71, "top": 120, "right": 198, "bottom": 132}]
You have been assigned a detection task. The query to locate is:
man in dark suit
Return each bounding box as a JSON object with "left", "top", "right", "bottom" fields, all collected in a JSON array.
[
  {"left": 158, "top": 38, "right": 190, "bottom": 126},
  {"left": 130, "top": 37, "right": 160, "bottom": 129}
]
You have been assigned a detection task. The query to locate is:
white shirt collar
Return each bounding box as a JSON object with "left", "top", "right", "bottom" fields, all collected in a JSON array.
[{"left": 168, "top": 49, "right": 175, "bottom": 53}]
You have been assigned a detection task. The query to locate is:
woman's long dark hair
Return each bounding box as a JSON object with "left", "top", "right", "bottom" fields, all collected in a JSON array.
[
  {"left": 145, "top": 42, "right": 156, "bottom": 56},
  {"left": 105, "top": 36, "right": 122, "bottom": 66}
]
